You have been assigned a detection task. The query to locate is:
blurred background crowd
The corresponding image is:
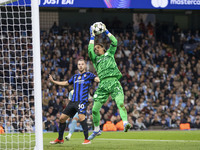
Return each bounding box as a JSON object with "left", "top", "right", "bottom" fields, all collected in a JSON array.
[
  {"left": 40, "top": 19, "right": 200, "bottom": 132},
  {"left": 0, "top": 18, "right": 200, "bottom": 133}
]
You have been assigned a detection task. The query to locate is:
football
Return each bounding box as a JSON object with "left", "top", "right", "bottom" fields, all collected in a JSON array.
[{"left": 92, "top": 22, "right": 105, "bottom": 35}]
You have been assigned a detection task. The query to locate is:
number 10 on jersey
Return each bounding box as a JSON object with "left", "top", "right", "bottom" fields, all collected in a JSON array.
[{"left": 78, "top": 104, "right": 85, "bottom": 109}]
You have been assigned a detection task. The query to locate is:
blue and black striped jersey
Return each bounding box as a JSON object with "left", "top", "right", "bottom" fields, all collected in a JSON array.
[{"left": 68, "top": 72, "right": 96, "bottom": 103}]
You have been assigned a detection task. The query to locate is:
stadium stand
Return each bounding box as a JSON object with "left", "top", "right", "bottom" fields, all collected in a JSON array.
[{"left": 0, "top": 20, "right": 200, "bottom": 132}]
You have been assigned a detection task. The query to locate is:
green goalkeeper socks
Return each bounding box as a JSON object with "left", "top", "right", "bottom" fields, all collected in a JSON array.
[
  {"left": 115, "top": 94, "right": 128, "bottom": 122},
  {"left": 92, "top": 101, "right": 102, "bottom": 127}
]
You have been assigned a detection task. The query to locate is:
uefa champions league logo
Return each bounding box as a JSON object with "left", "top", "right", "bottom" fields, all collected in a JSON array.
[
  {"left": 151, "top": 0, "right": 168, "bottom": 8},
  {"left": 104, "top": 0, "right": 131, "bottom": 8}
]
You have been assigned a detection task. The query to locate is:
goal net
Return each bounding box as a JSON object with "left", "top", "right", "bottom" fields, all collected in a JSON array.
[{"left": 0, "top": 0, "right": 43, "bottom": 149}]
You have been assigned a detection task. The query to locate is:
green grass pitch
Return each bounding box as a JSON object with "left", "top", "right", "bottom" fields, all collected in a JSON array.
[
  {"left": 0, "top": 130, "right": 200, "bottom": 150},
  {"left": 45, "top": 130, "right": 200, "bottom": 150}
]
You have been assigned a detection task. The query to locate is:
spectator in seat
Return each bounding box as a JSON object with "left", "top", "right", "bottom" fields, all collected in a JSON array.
[
  {"left": 134, "top": 117, "right": 146, "bottom": 130},
  {"left": 5, "top": 122, "right": 14, "bottom": 133},
  {"left": 144, "top": 116, "right": 151, "bottom": 128},
  {"left": 18, "top": 122, "right": 25, "bottom": 133},
  {"left": 170, "top": 114, "right": 178, "bottom": 128},
  {"left": 25, "top": 122, "right": 33, "bottom": 133},
  {"left": 160, "top": 115, "right": 168, "bottom": 129},
  {"left": 151, "top": 113, "right": 161, "bottom": 126},
  {"left": 43, "top": 116, "right": 52, "bottom": 131},
  {"left": 193, "top": 116, "right": 200, "bottom": 129},
  {"left": 12, "top": 117, "right": 18, "bottom": 132},
  {"left": 50, "top": 22, "right": 59, "bottom": 35},
  {"left": 49, "top": 121, "right": 57, "bottom": 132}
]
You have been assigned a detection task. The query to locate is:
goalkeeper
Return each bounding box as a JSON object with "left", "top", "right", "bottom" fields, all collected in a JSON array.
[{"left": 88, "top": 23, "right": 131, "bottom": 140}]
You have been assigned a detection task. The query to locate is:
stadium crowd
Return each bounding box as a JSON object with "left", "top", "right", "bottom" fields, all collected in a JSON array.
[
  {"left": 0, "top": 19, "right": 200, "bottom": 133},
  {"left": 40, "top": 21, "right": 200, "bottom": 131}
]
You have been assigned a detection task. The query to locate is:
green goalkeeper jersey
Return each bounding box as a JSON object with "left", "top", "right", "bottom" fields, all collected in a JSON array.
[{"left": 88, "top": 35, "right": 122, "bottom": 81}]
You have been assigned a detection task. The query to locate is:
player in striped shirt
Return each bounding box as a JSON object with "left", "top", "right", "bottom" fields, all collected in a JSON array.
[{"left": 49, "top": 59, "right": 99, "bottom": 144}]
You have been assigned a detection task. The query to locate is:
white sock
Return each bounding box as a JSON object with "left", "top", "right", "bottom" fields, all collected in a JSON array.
[
  {"left": 123, "top": 121, "right": 128, "bottom": 125},
  {"left": 94, "top": 126, "right": 100, "bottom": 132},
  {"left": 67, "top": 133, "right": 72, "bottom": 138}
]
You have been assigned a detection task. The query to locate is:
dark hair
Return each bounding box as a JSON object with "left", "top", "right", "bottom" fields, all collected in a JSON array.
[
  {"left": 95, "top": 43, "right": 104, "bottom": 48},
  {"left": 95, "top": 43, "right": 106, "bottom": 52}
]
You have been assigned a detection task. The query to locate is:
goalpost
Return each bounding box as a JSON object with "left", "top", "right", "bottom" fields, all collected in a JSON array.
[{"left": 0, "top": 0, "right": 43, "bottom": 149}]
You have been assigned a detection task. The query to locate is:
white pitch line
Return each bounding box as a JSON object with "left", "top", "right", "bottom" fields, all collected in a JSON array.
[{"left": 96, "top": 138, "right": 200, "bottom": 143}]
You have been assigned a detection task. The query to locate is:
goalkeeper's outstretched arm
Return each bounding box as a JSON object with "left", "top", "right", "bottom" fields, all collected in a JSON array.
[
  {"left": 88, "top": 26, "right": 97, "bottom": 66},
  {"left": 104, "top": 28, "right": 118, "bottom": 55}
]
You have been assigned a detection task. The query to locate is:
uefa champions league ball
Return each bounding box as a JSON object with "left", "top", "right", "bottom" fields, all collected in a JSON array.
[{"left": 92, "top": 22, "right": 105, "bottom": 35}]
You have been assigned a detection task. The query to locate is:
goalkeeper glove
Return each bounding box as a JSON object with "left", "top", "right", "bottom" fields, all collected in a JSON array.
[
  {"left": 102, "top": 24, "right": 111, "bottom": 36},
  {"left": 90, "top": 26, "right": 95, "bottom": 40}
]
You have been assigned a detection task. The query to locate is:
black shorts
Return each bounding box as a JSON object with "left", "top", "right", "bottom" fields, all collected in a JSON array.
[{"left": 62, "top": 101, "right": 89, "bottom": 118}]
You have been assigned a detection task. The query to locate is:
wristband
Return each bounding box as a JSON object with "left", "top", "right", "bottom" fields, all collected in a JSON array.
[
  {"left": 90, "top": 36, "right": 94, "bottom": 40},
  {"left": 105, "top": 30, "right": 110, "bottom": 35}
]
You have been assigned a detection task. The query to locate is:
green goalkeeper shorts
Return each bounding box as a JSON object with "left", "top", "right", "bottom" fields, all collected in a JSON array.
[{"left": 93, "top": 77, "right": 124, "bottom": 104}]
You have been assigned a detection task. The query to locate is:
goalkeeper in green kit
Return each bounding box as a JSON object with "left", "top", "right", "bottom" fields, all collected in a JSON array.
[{"left": 88, "top": 23, "right": 131, "bottom": 140}]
